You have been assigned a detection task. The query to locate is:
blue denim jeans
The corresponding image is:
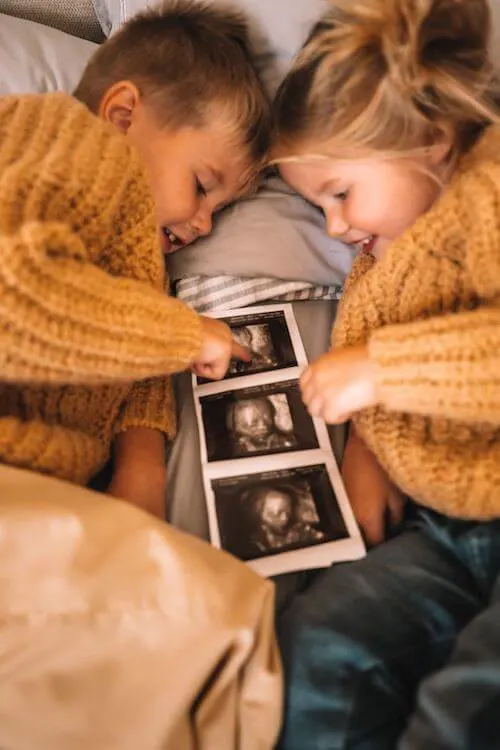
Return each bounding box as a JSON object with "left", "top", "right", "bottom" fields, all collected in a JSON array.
[{"left": 276, "top": 506, "right": 500, "bottom": 750}]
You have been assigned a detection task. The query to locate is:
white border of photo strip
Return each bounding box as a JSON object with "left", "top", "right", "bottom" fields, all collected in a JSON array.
[{"left": 193, "top": 304, "right": 365, "bottom": 578}]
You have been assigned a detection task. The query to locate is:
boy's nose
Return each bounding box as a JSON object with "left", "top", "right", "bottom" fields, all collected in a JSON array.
[
  {"left": 325, "top": 206, "right": 350, "bottom": 238},
  {"left": 192, "top": 208, "right": 213, "bottom": 238}
]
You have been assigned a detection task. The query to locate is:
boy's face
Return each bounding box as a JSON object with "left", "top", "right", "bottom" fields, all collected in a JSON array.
[{"left": 127, "top": 104, "right": 250, "bottom": 253}]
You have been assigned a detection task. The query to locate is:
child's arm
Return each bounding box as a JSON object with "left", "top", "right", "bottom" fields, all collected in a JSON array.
[
  {"left": 107, "top": 376, "right": 174, "bottom": 518},
  {"left": 108, "top": 425, "right": 167, "bottom": 519},
  {"left": 368, "top": 305, "right": 500, "bottom": 423},
  {"left": 301, "top": 302, "right": 500, "bottom": 425},
  {"left": 342, "top": 425, "right": 405, "bottom": 546},
  {"left": 0, "top": 221, "right": 248, "bottom": 385},
  {"left": 0, "top": 221, "right": 202, "bottom": 384}
]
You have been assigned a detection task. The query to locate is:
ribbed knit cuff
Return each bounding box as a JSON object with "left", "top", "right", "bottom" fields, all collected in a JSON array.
[{"left": 116, "top": 377, "right": 177, "bottom": 440}]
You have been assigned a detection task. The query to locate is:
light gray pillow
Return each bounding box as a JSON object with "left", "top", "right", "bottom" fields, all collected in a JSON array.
[
  {"left": 92, "top": 0, "right": 327, "bottom": 93},
  {"left": 168, "top": 176, "right": 355, "bottom": 289},
  {"left": 0, "top": 13, "right": 97, "bottom": 95}
]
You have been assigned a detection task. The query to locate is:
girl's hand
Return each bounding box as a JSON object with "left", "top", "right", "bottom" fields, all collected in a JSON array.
[
  {"left": 342, "top": 428, "right": 406, "bottom": 546},
  {"left": 300, "top": 345, "right": 378, "bottom": 423}
]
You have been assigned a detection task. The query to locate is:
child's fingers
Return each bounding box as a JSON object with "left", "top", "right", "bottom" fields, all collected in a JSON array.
[
  {"left": 301, "top": 380, "right": 316, "bottom": 406},
  {"left": 300, "top": 368, "right": 318, "bottom": 401},
  {"left": 306, "top": 395, "right": 324, "bottom": 418},
  {"left": 300, "top": 365, "right": 313, "bottom": 388},
  {"left": 301, "top": 364, "right": 332, "bottom": 399},
  {"left": 231, "top": 339, "right": 252, "bottom": 362},
  {"left": 192, "top": 363, "right": 222, "bottom": 381}
]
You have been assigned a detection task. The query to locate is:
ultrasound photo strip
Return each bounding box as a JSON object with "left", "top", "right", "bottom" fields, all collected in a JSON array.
[
  {"left": 191, "top": 303, "right": 366, "bottom": 577},
  {"left": 194, "top": 304, "right": 308, "bottom": 392},
  {"left": 205, "top": 456, "right": 365, "bottom": 578}
]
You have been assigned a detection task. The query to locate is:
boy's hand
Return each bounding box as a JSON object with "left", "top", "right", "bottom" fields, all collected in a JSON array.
[
  {"left": 193, "top": 316, "right": 251, "bottom": 380},
  {"left": 342, "top": 428, "right": 406, "bottom": 546},
  {"left": 108, "top": 427, "right": 166, "bottom": 519},
  {"left": 300, "top": 345, "right": 378, "bottom": 423}
]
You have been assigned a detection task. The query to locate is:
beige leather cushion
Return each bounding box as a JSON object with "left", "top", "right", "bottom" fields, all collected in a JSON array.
[
  {"left": 0, "top": 465, "right": 282, "bottom": 750},
  {"left": 0, "top": 0, "right": 103, "bottom": 41}
]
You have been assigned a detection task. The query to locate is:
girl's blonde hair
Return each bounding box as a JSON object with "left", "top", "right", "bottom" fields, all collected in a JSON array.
[{"left": 273, "top": 0, "right": 500, "bottom": 162}]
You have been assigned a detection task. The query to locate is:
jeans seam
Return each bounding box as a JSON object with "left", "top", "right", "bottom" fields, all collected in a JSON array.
[{"left": 343, "top": 633, "right": 457, "bottom": 748}]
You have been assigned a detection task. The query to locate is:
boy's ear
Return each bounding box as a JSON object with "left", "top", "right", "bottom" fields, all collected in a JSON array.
[{"left": 99, "top": 82, "right": 141, "bottom": 134}]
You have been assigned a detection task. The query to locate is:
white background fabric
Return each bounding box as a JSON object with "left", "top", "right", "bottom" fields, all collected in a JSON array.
[
  {"left": 0, "top": 13, "right": 97, "bottom": 95},
  {"left": 95, "top": 0, "right": 329, "bottom": 94}
]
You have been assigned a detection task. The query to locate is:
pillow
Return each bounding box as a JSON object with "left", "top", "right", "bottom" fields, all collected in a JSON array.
[
  {"left": 167, "top": 175, "right": 355, "bottom": 291},
  {"left": 92, "top": 0, "right": 328, "bottom": 93},
  {"left": 0, "top": 13, "right": 97, "bottom": 95}
]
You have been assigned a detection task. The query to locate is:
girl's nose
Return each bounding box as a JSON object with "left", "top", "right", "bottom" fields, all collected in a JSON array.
[{"left": 325, "top": 206, "right": 351, "bottom": 238}]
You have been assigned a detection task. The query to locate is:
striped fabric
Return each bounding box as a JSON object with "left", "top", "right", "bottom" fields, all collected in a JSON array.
[{"left": 174, "top": 275, "right": 343, "bottom": 313}]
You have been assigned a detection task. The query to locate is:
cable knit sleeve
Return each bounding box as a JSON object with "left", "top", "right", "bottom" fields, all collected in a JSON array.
[
  {"left": 369, "top": 304, "right": 500, "bottom": 423},
  {"left": 0, "top": 221, "right": 202, "bottom": 385},
  {"left": 368, "top": 158, "right": 500, "bottom": 425}
]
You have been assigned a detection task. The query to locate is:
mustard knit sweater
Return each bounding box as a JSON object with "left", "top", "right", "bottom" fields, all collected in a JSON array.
[
  {"left": 334, "top": 126, "right": 500, "bottom": 520},
  {"left": 0, "top": 93, "right": 203, "bottom": 484}
]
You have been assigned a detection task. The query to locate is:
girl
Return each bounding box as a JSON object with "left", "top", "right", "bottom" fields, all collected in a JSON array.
[{"left": 272, "top": 0, "right": 500, "bottom": 747}]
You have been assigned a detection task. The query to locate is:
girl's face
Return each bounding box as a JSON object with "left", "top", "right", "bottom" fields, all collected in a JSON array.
[{"left": 279, "top": 152, "right": 446, "bottom": 260}]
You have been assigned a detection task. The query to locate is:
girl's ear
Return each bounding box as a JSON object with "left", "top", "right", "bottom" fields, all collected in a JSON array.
[{"left": 427, "top": 139, "right": 453, "bottom": 165}]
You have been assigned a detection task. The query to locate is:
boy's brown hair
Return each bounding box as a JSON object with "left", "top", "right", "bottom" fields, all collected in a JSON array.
[{"left": 74, "top": 0, "right": 270, "bottom": 169}]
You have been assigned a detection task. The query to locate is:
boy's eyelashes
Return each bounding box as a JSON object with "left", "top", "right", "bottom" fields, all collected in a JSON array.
[
  {"left": 195, "top": 176, "right": 208, "bottom": 197},
  {"left": 194, "top": 177, "right": 232, "bottom": 214}
]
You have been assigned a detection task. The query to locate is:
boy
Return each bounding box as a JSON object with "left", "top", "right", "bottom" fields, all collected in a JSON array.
[{"left": 0, "top": 0, "right": 271, "bottom": 518}]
